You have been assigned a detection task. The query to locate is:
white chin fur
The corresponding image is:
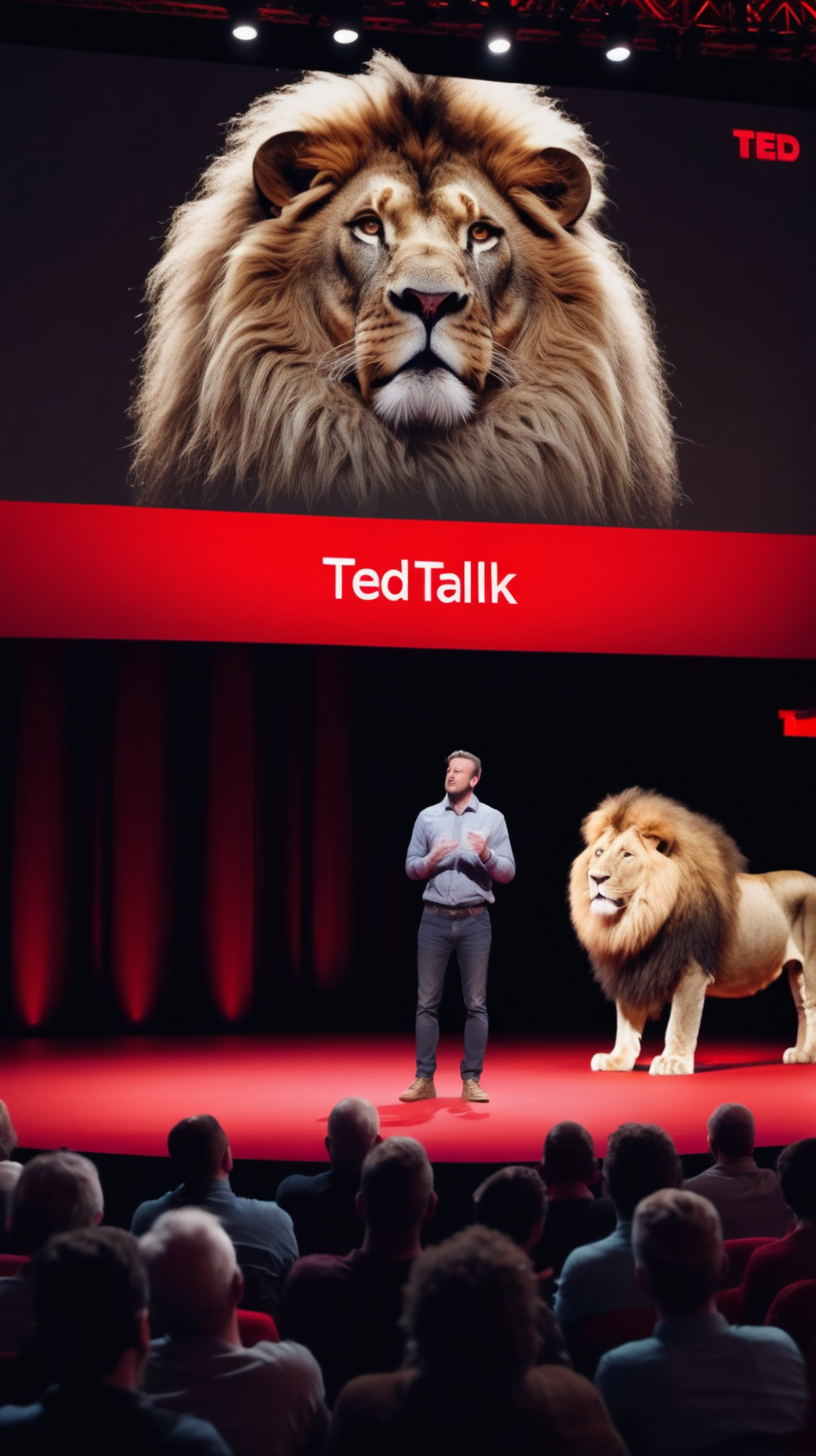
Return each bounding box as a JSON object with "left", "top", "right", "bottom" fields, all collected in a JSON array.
[
  {"left": 373, "top": 370, "right": 475, "bottom": 431},
  {"left": 590, "top": 897, "right": 621, "bottom": 917}
]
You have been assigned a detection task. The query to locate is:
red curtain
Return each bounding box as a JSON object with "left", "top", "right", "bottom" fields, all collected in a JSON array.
[
  {"left": 206, "top": 647, "right": 256, "bottom": 1021},
  {"left": 311, "top": 649, "right": 353, "bottom": 990}
]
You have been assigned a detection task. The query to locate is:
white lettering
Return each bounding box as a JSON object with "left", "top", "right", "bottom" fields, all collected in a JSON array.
[
  {"left": 414, "top": 561, "right": 445, "bottom": 602},
  {"left": 381, "top": 560, "right": 409, "bottom": 601},
  {"left": 491, "top": 562, "right": 517, "bottom": 605},
  {"left": 464, "top": 560, "right": 472, "bottom": 604},
  {"left": 437, "top": 572, "right": 461, "bottom": 604},
  {"left": 323, "top": 557, "right": 355, "bottom": 599},
  {"left": 353, "top": 567, "right": 380, "bottom": 600},
  {"left": 477, "top": 560, "right": 486, "bottom": 604}
]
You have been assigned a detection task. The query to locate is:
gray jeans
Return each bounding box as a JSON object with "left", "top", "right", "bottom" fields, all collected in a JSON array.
[{"left": 415, "top": 906, "right": 492, "bottom": 1080}]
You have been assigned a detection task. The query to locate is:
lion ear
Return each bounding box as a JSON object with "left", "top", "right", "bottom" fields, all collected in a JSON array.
[
  {"left": 534, "top": 148, "right": 592, "bottom": 227},
  {"left": 253, "top": 131, "right": 320, "bottom": 213},
  {"left": 643, "top": 833, "right": 672, "bottom": 855}
]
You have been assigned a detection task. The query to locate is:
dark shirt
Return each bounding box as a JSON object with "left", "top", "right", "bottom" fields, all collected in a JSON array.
[
  {"left": 534, "top": 1197, "right": 617, "bottom": 1277},
  {"left": 131, "top": 1177, "right": 298, "bottom": 1318},
  {"left": 278, "top": 1249, "right": 413, "bottom": 1405},
  {"left": 0, "top": 1383, "right": 231, "bottom": 1455},
  {"left": 275, "top": 1168, "right": 363, "bottom": 1257}
]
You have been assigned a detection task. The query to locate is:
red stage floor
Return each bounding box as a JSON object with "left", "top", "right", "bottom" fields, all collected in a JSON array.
[{"left": 2, "top": 1035, "right": 812, "bottom": 1162}]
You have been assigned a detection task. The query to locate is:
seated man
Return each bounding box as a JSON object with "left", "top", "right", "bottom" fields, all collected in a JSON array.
[
  {"left": 0, "top": 1226, "right": 229, "bottom": 1454},
  {"left": 276, "top": 1097, "right": 381, "bottom": 1256},
  {"left": 279, "top": 1136, "right": 436, "bottom": 1405},
  {"left": 684, "top": 1103, "right": 791, "bottom": 1240},
  {"left": 131, "top": 1113, "right": 297, "bottom": 1318},
  {"left": 472, "top": 1164, "right": 568, "bottom": 1366},
  {"left": 0, "top": 1150, "right": 104, "bottom": 1353},
  {"left": 595, "top": 1189, "right": 808, "bottom": 1456},
  {"left": 141, "top": 1208, "right": 328, "bottom": 1456},
  {"left": 742, "top": 1137, "right": 816, "bottom": 1324},
  {"left": 537, "top": 1121, "right": 616, "bottom": 1276},
  {"left": 0, "top": 1099, "right": 23, "bottom": 1249},
  {"left": 329, "top": 1225, "right": 626, "bottom": 1456},
  {"left": 554, "top": 1122, "right": 683, "bottom": 1339}
]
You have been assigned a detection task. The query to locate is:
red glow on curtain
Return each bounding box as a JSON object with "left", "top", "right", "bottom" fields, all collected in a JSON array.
[
  {"left": 11, "top": 646, "right": 66, "bottom": 1026},
  {"left": 111, "top": 647, "right": 166, "bottom": 1023},
  {"left": 285, "top": 696, "right": 304, "bottom": 980},
  {"left": 207, "top": 648, "right": 255, "bottom": 1021},
  {"left": 311, "top": 651, "right": 352, "bottom": 989}
]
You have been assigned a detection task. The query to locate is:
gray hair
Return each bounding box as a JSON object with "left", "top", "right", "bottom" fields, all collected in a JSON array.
[{"left": 140, "top": 1207, "right": 239, "bottom": 1336}]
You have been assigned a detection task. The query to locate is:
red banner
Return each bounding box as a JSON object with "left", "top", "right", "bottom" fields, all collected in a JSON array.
[{"left": 1, "top": 501, "right": 815, "bottom": 657}]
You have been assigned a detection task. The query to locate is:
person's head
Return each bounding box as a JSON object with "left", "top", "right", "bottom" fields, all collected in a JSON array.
[
  {"left": 9, "top": 1151, "right": 104, "bottom": 1255},
  {"left": 33, "top": 1227, "right": 149, "bottom": 1387},
  {"left": 604, "top": 1123, "right": 683, "bottom": 1220},
  {"left": 0, "top": 1100, "right": 17, "bottom": 1162},
  {"left": 633, "top": 1188, "right": 723, "bottom": 1316},
  {"left": 541, "top": 1121, "right": 601, "bottom": 1191},
  {"left": 777, "top": 1138, "right": 816, "bottom": 1222},
  {"left": 707, "top": 1104, "right": 755, "bottom": 1162},
  {"left": 357, "top": 1137, "right": 436, "bottom": 1236},
  {"left": 473, "top": 1166, "right": 547, "bottom": 1252},
  {"left": 445, "top": 751, "right": 481, "bottom": 798},
  {"left": 140, "top": 1207, "right": 242, "bottom": 1339},
  {"left": 167, "top": 1115, "right": 231, "bottom": 1186},
  {"left": 404, "top": 1226, "right": 539, "bottom": 1383},
  {"left": 325, "top": 1098, "right": 381, "bottom": 1173}
]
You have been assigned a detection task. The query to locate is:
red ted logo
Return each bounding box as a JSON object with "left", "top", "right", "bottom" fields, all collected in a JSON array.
[{"left": 733, "top": 130, "right": 800, "bottom": 161}]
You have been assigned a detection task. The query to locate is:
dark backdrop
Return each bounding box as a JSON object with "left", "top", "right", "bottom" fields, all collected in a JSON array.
[{"left": 1, "top": 639, "right": 813, "bottom": 1043}]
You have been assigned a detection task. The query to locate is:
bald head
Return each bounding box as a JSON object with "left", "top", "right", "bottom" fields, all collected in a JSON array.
[
  {"left": 707, "top": 1104, "right": 755, "bottom": 1163},
  {"left": 139, "top": 1208, "right": 241, "bottom": 1337},
  {"left": 326, "top": 1098, "right": 381, "bottom": 1173}
]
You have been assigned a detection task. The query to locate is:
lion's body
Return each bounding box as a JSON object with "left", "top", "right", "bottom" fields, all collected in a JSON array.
[
  {"left": 131, "top": 55, "right": 677, "bottom": 524},
  {"left": 569, "top": 788, "right": 816, "bottom": 1074}
]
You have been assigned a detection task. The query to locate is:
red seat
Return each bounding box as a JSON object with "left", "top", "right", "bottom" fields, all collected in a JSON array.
[
  {"left": 715, "top": 1285, "right": 744, "bottom": 1324},
  {"left": 0, "top": 1254, "right": 28, "bottom": 1278},
  {"left": 720, "top": 1237, "right": 776, "bottom": 1290},
  {"left": 766, "top": 1281, "right": 816, "bottom": 1453},
  {"left": 570, "top": 1305, "right": 657, "bottom": 1376},
  {"left": 236, "top": 1308, "right": 279, "bottom": 1346}
]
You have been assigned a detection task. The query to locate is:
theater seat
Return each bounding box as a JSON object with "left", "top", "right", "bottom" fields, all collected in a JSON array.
[
  {"left": 0, "top": 1254, "right": 28, "bottom": 1277},
  {"left": 237, "top": 1308, "right": 279, "bottom": 1345},
  {"left": 570, "top": 1305, "right": 657, "bottom": 1376},
  {"left": 720, "top": 1237, "right": 776, "bottom": 1290},
  {"left": 766, "top": 1280, "right": 816, "bottom": 1376}
]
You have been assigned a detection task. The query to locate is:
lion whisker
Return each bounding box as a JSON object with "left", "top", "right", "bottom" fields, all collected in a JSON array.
[{"left": 315, "top": 342, "right": 359, "bottom": 383}]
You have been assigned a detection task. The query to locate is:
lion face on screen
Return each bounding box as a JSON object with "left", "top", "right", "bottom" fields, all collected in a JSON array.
[{"left": 132, "top": 55, "right": 677, "bottom": 523}]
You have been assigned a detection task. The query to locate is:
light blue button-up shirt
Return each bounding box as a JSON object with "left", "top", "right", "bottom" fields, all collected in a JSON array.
[{"left": 405, "top": 793, "right": 515, "bottom": 906}]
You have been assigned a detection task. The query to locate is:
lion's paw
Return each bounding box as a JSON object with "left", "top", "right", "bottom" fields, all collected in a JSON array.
[
  {"left": 782, "top": 1047, "right": 816, "bottom": 1064},
  {"left": 649, "top": 1054, "right": 694, "bottom": 1076},
  {"left": 590, "top": 1052, "right": 636, "bottom": 1072}
]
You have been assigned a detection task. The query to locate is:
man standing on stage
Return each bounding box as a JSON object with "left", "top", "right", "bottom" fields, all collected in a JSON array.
[{"left": 400, "top": 751, "right": 515, "bottom": 1104}]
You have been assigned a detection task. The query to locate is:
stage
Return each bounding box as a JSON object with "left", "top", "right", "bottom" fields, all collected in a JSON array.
[{"left": 2, "top": 1035, "right": 811, "bottom": 1163}]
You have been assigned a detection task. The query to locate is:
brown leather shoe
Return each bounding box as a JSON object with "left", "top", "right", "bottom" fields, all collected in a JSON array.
[
  {"left": 398, "top": 1077, "right": 437, "bottom": 1102},
  {"left": 461, "top": 1078, "right": 489, "bottom": 1102}
]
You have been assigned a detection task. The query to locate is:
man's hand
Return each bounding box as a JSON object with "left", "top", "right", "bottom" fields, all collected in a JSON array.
[
  {"left": 426, "top": 836, "right": 459, "bottom": 870},
  {"left": 467, "top": 831, "right": 490, "bottom": 862}
]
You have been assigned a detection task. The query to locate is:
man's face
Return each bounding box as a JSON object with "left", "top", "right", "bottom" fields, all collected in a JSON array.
[{"left": 445, "top": 757, "right": 479, "bottom": 797}]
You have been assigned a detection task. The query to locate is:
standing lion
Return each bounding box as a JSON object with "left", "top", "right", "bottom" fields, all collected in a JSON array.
[
  {"left": 131, "top": 55, "right": 677, "bottom": 524},
  {"left": 569, "top": 788, "right": 816, "bottom": 1074}
]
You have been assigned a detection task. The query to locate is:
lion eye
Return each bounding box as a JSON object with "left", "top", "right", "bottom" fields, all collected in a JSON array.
[
  {"left": 469, "top": 222, "right": 499, "bottom": 246},
  {"left": 622, "top": 851, "right": 632, "bottom": 858},
  {"left": 594, "top": 848, "right": 604, "bottom": 858},
  {"left": 352, "top": 215, "right": 383, "bottom": 240}
]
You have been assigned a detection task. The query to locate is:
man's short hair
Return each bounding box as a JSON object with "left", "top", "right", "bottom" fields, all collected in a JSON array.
[
  {"left": 604, "top": 1123, "right": 683, "bottom": 1220},
  {"left": 360, "top": 1137, "right": 433, "bottom": 1228},
  {"left": 326, "top": 1098, "right": 380, "bottom": 1170},
  {"left": 708, "top": 1103, "right": 755, "bottom": 1161},
  {"left": 542, "top": 1122, "right": 599, "bottom": 1187},
  {"left": 634, "top": 1189, "right": 723, "bottom": 1314},
  {"left": 167, "top": 1115, "right": 229, "bottom": 1183},
  {"left": 404, "top": 1226, "right": 539, "bottom": 1381},
  {"left": 33, "top": 1227, "right": 148, "bottom": 1384},
  {"left": 0, "top": 1100, "right": 18, "bottom": 1162},
  {"left": 9, "top": 1151, "right": 104, "bottom": 1255},
  {"left": 777, "top": 1138, "right": 816, "bottom": 1220},
  {"left": 140, "top": 1208, "right": 239, "bottom": 1337},
  {"left": 473, "top": 1167, "right": 547, "bottom": 1248},
  {"left": 446, "top": 750, "right": 482, "bottom": 780}
]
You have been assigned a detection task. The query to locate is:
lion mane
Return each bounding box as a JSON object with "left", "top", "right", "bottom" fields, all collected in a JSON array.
[{"left": 131, "top": 54, "right": 678, "bottom": 524}]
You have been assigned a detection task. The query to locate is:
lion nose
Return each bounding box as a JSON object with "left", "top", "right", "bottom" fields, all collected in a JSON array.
[
  {"left": 390, "top": 289, "right": 467, "bottom": 324},
  {"left": 590, "top": 874, "right": 610, "bottom": 888}
]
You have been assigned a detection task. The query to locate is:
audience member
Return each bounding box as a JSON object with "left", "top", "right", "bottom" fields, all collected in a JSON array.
[
  {"left": 683, "top": 1103, "right": 791, "bottom": 1240},
  {"left": 0, "top": 1100, "right": 23, "bottom": 1246},
  {"left": 595, "top": 1189, "right": 808, "bottom": 1456},
  {"left": 472, "top": 1164, "right": 569, "bottom": 1366},
  {"left": 0, "top": 1227, "right": 230, "bottom": 1454},
  {"left": 537, "top": 1121, "right": 616, "bottom": 1274},
  {"left": 279, "top": 1136, "right": 436, "bottom": 1405},
  {"left": 554, "top": 1122, "right": 683, "bottom": 1336},
  {"left": 131, "top": 1114, "right": 297, "bottom": 1317},
  {"left": 0, "top": 1150, "right": 104, "bottom": 1353},
  {"left": 742, "top": 1137, "right": 816, "bottom": 1325},
  {"left": 329, "top": 1225, "right": 626, "bottom": 1456},
  {"left": 276, "top": 1097, "right": 381, "bottom": 1255},
  {"left": 141, "top": 1208, "right": 328, "bottom": 1456}
]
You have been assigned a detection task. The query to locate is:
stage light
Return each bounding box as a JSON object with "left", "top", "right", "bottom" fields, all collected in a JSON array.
[
  {"left": 331, "top": 7, "right": 362, "bottom": 42},
  {"left": 485, "top": 3, "right": 517, "bottom": 54},
  {"left": 487, "top": 33, "right": 512, "bottom": 52},
  {"left": 602, "top": 3, "right": 637, "bottom": 60},
  {"left": 606, "top": 43, "right": 631, "bottom": 60},
  {"left": 229, "top": 5, "right": 259, "bottom": 40},
  {"left": 334, "top": 25, "right": 359, "bottom": 41}
]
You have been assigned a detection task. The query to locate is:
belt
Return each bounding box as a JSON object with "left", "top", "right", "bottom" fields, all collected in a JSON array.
[{"left": 423, "top": 902, "right": 487, "bottom": 919}]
